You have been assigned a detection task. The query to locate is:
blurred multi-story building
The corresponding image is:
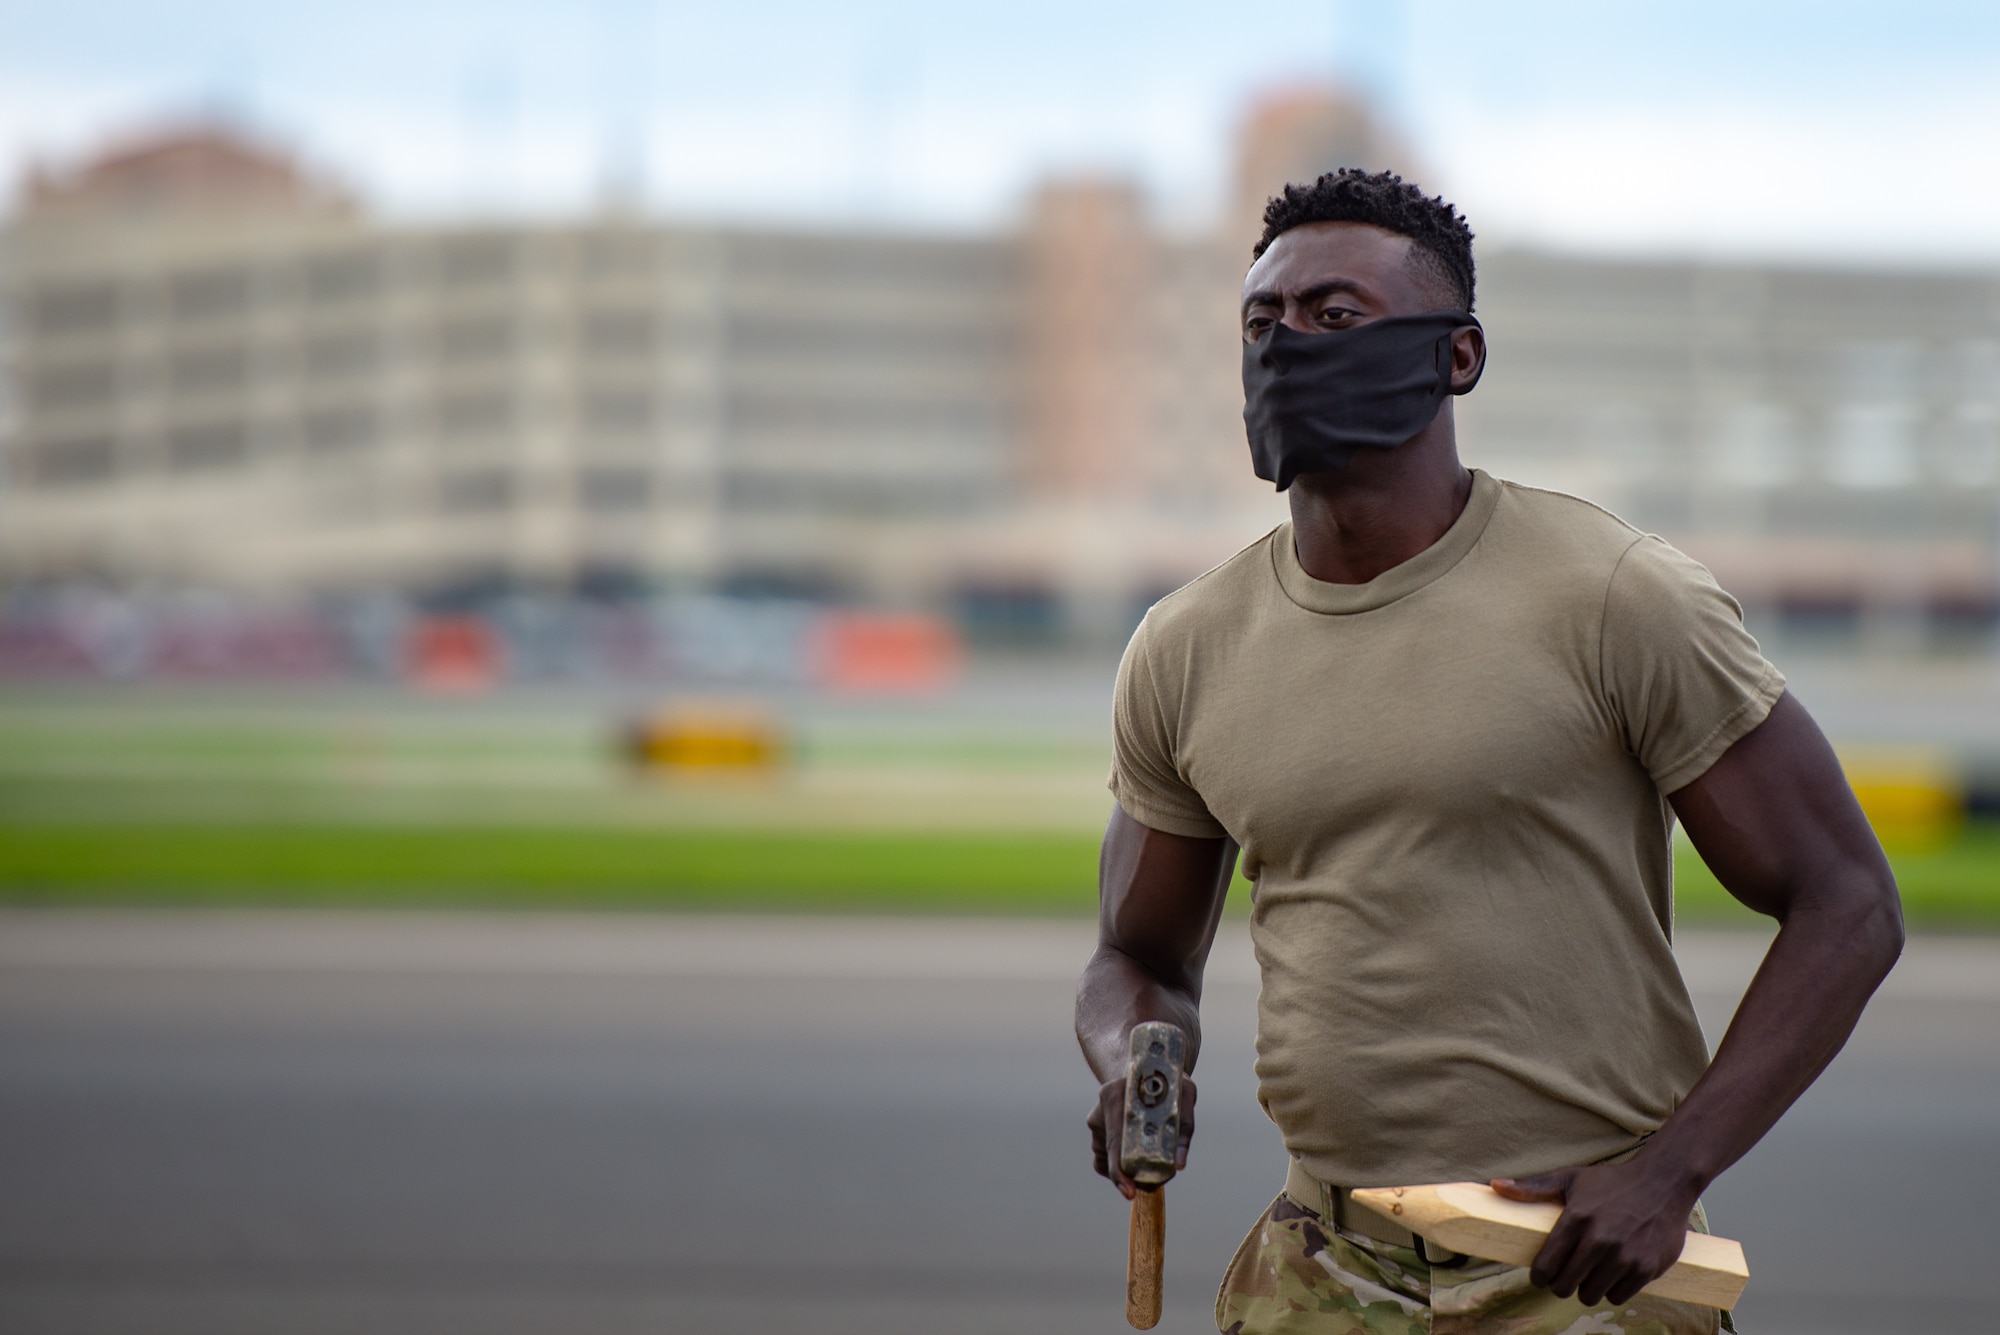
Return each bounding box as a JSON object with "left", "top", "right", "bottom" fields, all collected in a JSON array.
[
  {"left": 4, "top": 96, "right": 1997, "bottom": 650},
  {"left": 1465, "top": 255, "right": 2000, "bottom": 649},
  {"left": 0, "top": 125, "right": 1276, "bottom": 642},
  {"left": 0, "top": 132, "right": 1015, "bottom": 599}
]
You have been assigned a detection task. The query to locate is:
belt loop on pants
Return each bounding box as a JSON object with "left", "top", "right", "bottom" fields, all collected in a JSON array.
[{"left": 1283, "top": 1159, "right": 1468, "bottom": 1264}]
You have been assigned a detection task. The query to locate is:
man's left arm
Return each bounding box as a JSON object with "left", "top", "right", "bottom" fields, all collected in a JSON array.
[{"left": 1493, "top": 690, "right": 1904, "bottom": 1306}]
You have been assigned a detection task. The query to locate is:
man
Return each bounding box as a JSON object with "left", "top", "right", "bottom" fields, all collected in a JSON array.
[{"left": 1075, "top": 169, "right": 1904, "bottom": 1335}]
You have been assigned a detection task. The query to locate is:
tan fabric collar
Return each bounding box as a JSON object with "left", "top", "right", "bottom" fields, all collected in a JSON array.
[{"left": 1270, "top": 467, "right": 1502, "bottom": 616}]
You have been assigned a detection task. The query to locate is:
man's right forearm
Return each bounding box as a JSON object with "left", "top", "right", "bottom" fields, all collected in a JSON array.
[
  {"left": 1077, "top": 807, "right": 1236, "bottom": 1192},
  {"left": 1076, "top": 945, "right": 1205, "bottom": 1084},
  {"left": 1074, "top": 807, "right": 1237, "bottom": 1081}
]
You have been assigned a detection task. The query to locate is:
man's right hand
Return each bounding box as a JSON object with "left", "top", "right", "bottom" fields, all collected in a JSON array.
[{"left": 1087, "top": 1071, "right": 1198, "bottom": 1199}]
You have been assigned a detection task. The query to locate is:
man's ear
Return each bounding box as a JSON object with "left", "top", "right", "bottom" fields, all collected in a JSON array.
[{"left": 1449, "top": 325, "right": 1486, "bottom": 395}]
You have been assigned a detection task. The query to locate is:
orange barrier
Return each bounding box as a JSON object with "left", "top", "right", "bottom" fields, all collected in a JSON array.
[
  {"left": 404, "top": 616, "right": 501, "bottom": 693},
  {"left": 807, "top": 612, "right": 963, "bottom": 694}
]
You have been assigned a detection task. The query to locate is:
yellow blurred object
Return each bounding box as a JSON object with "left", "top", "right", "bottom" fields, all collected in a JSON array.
[
  {"left": 1840, "top": 748, "right": 1964, "bottom": 852},
  {"left": 627, "top": 703, "right": 787, "bottom": 774}
]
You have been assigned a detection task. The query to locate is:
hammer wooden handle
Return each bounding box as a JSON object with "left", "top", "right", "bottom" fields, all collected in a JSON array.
[{"left": 1126, "top": 1188, "right": 1165, "bottom": 1328}]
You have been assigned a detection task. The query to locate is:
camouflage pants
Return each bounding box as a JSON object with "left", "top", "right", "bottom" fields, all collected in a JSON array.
[{"left": 1216, "top": 1194, "right": 1732, "bottom": 1335}]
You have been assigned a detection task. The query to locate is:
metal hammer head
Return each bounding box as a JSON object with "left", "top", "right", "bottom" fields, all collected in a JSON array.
[{"left": 1119, "top": 1021, "right": 1186, "bottom": 1187}]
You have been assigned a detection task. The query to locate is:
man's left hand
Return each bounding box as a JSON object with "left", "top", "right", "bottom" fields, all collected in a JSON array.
[{"left": 1491, "top": 1159, "right": 1700, "bottom": 1306}]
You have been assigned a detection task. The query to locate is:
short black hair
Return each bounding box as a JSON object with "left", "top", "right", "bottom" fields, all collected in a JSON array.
[{"left": 1253, "top": 168, "right": 1476, "bottom": 313}]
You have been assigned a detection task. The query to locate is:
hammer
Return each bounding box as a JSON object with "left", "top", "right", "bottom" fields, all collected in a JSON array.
[{"left": 1120, "top": 1020, "right": 1185, "bottom": 1330}]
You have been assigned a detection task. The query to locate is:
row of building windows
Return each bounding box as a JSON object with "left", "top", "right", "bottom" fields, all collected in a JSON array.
[
  {"left": 15, "top": 419, "right": 1003, "bottom": 522},
  {"left": 23, "top": 423, "right": 251, "bottom": 483},
  {"left": 27, "top": 304, "right": 1015, "bottom": 383},
  {"left": 431, "top": 466, "right": 1014, "bottom": 519},
  {"left": 27, "top": 390, "right": 1014, "bottom": 468},
  {"left": 26, "top": 359, "right": 668, "bottom": 430},
  {"left": 25, "top": 309, "right": 663, "bottom": 397},
  {"left": 420, "top": 468, "right": 659, "bottom": 517},
  {"left": 716, "top": 469, "right": 999, "bottom": 516},
  {"left": 1747, "top": 595, "right": 2000, "bottom": 650},
  {"left": 26, "top": 237, "right": 674, "bottom": 336},
  {"left": 720, "top": 235, "right": 1014, "bottom": 292},
  {"left": 27, "top": 244, "right": 1015, "bottom": 346},
  {"left": 281, "top": 467, "right": 661, "bottom": 519},
  {"left": 1490, "top": 337, "right": 2000, "bottom": 406},
  {"left": 431, "top": 467, "right": 690, "bottom": 516},
  {"left": 12, "top": 439, "right": 662, "bottom": 518},
  {"left": 18, "top": 378, "right": 1035, "bottom": 478},
  {"left": 17, "top": 392, "right": 661, "bottom": 486},
  {"left": 1490, "top": 402, "right": 2000, "bottom": 491},
  {"left": 434, "top": 464, "right": 1001, "bottom": 519},
  {"left": 721, "top": 312, "right": 1014, "bottom": 363},
  {"left": 723, "top": 391, "right": 1011, "bottom": 439}
]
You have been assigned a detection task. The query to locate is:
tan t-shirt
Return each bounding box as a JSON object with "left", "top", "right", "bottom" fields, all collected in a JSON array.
[{"left": 1110, "top": 469, "right": 1785, "bottom": 1187}]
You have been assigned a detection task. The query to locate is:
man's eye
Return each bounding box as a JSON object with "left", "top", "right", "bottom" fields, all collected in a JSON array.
[
  {"left": 1317, "top": 307, "right": 1358, "bottom": 325},
  {"left": 1243, "top": 315, "right": 1274, "bottom": 339}
]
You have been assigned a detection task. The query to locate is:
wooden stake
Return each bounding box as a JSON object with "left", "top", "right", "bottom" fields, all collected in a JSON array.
[
  {"left": 1349, "top": 1183, "right": 1749, "bottom": 1311},
  {"left": 1126, "top": 1188, "right": 1165, "bottom": 1328}
]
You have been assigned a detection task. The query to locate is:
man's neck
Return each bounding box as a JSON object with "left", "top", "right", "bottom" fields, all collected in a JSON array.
[{"left": 1286, "top": 429, "right": 1473, "bottom": 586}]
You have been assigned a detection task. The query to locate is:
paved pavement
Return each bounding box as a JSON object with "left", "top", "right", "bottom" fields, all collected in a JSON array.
[{"left": 1, "top": 911, "right": 1995, "bottom": 1334}]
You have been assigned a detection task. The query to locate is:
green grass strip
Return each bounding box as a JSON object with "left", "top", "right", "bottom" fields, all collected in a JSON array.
[
  {"left": 0, "top": 825, "right": 1105, "bottom": 913},
  {"left": 1, "top": 822, "right": 1995, "bottom": 924},
  {"left": 1675, "top": 821, "right": 2000, "bottom": 929}
]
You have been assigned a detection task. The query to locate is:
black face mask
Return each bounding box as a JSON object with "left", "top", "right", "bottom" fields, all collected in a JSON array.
[{"left": 1242, "top": 312, "right": 1483, "bottom": 491}]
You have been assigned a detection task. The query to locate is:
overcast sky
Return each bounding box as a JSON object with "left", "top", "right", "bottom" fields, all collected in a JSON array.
[{"left": 3, "top": 1, "right": 1998, "bottom": 264}]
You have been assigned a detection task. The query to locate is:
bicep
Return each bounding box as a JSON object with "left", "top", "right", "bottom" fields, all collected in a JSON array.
[
  {"left": 1667, "top": 692, "right": 1895, "bottom": 919},
  {"left": 1098, "top": 804, "right": 1237, "bottom": 991}
]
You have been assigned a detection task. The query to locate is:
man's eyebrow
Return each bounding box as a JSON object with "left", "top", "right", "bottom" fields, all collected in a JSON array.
[{"left": 1240, "top": 278, "right": 1372, "bottom": 315}]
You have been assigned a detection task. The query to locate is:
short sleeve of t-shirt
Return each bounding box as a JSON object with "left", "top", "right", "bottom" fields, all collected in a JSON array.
[
  {"left": 1108, "top": 619, "right": 1229, "bottom": 838},
  {"left": 1600, "top": 535, "right": 1787, "bottom": 794}
]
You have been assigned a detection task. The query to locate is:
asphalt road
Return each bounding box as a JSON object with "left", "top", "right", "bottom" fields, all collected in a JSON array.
[{"left": 1, "top": 912, "right": 1995, "bottom": 1335}]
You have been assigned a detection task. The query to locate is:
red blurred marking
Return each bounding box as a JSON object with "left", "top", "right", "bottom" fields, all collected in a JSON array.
[
  {"left": 404, "top": 616, "right": 501, "bottom": 693},
  {"left": 808, "top": 612, "right": 963, "bottom": 694}
]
